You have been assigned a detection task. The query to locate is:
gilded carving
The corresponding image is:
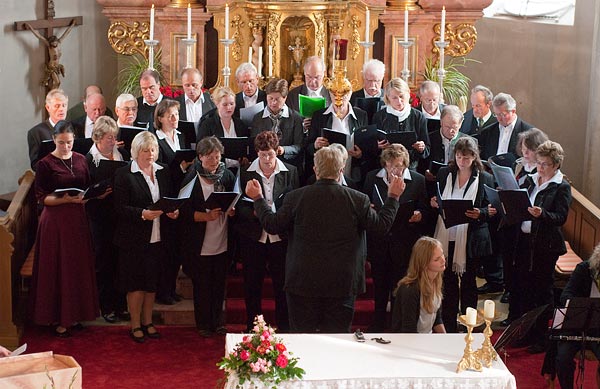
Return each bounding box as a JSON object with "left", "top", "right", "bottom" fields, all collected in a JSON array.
[
  {"left": 349, "top": 15, "right": 361, "bottom": 61},
  {"left": 431, "top": 23, "right": 477, "bottom": 57},
  {"left": 267, "top": 12, "right": 281, "bottom": 71},
  {"left": 313, "top": 12, "right": 325, "bottom": 59},
  {"left": 231, "top": 15, "right": 244, "bottom": 62},
  {"left": 107, "top": 20, "right": 150, "bottom": 58}
]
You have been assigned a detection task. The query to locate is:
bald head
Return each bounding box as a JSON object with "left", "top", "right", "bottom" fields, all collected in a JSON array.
[{"left": 84, "top": 93, "right": 107, "bottom": 123}]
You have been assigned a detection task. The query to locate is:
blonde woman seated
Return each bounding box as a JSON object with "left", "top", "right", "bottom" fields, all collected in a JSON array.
[{"left": 391, "top": 237, "right": 446, "bottom": 334}]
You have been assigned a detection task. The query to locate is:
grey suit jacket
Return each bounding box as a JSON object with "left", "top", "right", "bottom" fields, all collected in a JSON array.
[
  {"left": 254, "top": 179, "right": 399, "bottom": 298},
  {"left": 286, "top": 84, "right": 332, "bottom": 113}
]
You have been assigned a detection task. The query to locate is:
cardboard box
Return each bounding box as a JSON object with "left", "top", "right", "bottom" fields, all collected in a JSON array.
[{"left": 0, "top": 351, "right": 82, "bottom": 388}]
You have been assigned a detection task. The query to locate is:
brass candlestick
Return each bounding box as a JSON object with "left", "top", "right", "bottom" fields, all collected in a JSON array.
[
  {"left": 477, "top": 318, "right": 497, "bottom": 368},
  {"left": 456, "top": 315, "right": 483, "bottom": 373}
]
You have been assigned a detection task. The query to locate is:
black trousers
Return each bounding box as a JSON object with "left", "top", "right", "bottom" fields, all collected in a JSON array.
[
  {"left": 480, "top": 218, "right": 504, "bottom": 287},
  {"left": 442, "top": 241, "right": 478, "bottom": 333},
  {"left": 556, "top": 340, "right": 600, "bottom": 389},
  {"left": 190, "top": 252, "right": 229, "bottom": 331},
  {"left": 240, "top": 237, "right": 288, "bottom": 332},
  {"left": 286, "top": 292, "right": 356, "bottom": 333}
]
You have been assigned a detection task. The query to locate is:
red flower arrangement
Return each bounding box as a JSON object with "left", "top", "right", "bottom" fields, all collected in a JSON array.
[
  {"left": 218, "top": 315, "right": 305, "bottom": 386},
  {"left": 410, "top": 91, "right": 420, "bottom": 108},
  {"left": 159, "top": 85, "right": 184, "bottom": 99}
]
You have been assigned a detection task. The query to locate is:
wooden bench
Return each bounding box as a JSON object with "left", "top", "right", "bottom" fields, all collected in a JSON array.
[
  {"left": 20, "top": 243, "right": 35, "bottom": 291},
  {"left": 554, "top": 241, "right": 583, "bottom": 289}
]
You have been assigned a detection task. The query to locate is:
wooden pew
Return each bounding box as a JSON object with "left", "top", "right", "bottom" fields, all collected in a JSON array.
[
  {"left": 0, "top": 170, "right": 37, "bottom": 348},
  {"left": 562, "top": 187, "right": 600, "bottom": 261}
]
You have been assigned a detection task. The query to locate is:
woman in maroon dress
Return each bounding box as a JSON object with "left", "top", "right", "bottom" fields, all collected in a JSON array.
[{"left": 31, "top": 120, "right": 99, "bottom": 337}]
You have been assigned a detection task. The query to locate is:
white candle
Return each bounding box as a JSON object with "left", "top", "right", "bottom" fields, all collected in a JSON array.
[
  {"left": 149, "top": 4, "right": 155, "bottom": 41},
  {"left": 466, "top": 307, "right": 477, "bottom": 326},
  {"left": 404, "top": 6, "right": 409, "bottom": 42},
  {"left": 484, "top": 300, "right": 495, "bottom": 319},
  {"left": 440, "top": 6, "right": 446, "bottom": 43},
  {"left": 248, "top": 47, "right": 253, "bottom": 63},
  {"left": 187, "top": 3, "right": 191, "bottom": 40},
  {"left": 224, "top": 3, "right": 230, "bottom": 40},
  {"left": 268, "top": 45, "right": 273, "bottom": 77},
  {"left": 258, "top": 46, "right": 263, "bottom": 77},
  {"left": 365, "top": 7, "right": 370, "bottom": 41}
]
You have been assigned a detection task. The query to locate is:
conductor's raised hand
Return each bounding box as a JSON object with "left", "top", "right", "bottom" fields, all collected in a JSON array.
[
  {"left": 387, "top": 174, "right": 406, "bottom": 200},
  {"left": 245, "top": 179, "right": 263, "bottom": 200}
]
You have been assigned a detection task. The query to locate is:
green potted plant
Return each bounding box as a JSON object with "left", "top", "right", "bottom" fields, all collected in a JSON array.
[{"left": 421, "top": 56, "right": 478, "bottom": 109}]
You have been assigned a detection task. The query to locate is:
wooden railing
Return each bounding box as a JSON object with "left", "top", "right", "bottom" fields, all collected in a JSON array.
[
  {"left": 563, "top": 187, "right": 600, "bottom": 261},
  {"left": 0, "top": 170, "right": 37, "bottom": 348}
]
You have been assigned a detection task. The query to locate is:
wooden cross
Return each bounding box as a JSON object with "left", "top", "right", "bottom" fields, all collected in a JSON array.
[{"left": 14, "top": 0, "right": 83, "bottom": 95}]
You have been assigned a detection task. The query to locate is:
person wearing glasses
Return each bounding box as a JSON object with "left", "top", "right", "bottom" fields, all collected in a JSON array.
[
  {"left": 350, "top": 59, "right": 385, "bottom": 106},
  {"left": 115, "top": 93, "right": 139, "bottom": 128},
  {"left": 251, "top": 78, "right": 304, "bottom": 172},
  {"left": 416, "top": 80, "right": 445, "bottom": 121},
  {"left": 237, "top": 131, "right": 299, "bottom": 332},
  {"left": 233, "top": 62, "right": 266, "bottom": 119}
]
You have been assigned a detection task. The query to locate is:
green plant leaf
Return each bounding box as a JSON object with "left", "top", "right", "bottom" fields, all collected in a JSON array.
[{"left": 421, "top": 56, "right": 480, "bottom": 105}]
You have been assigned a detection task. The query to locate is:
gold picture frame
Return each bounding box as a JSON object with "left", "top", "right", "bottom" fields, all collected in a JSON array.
[
  {"left": 390, "top": 36, "right": 418, "bottom": 88},
  {"left": 170, "top": 32, "right": 197, "bottom": 87}
]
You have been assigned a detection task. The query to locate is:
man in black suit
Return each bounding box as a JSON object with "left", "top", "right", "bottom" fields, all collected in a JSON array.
[
  {"left": 350, "top": 59, "right": 385, "bottom": 106},
  {"left": 177, "top": 68, "right": 215, "bottom": 137},
  {"left": 245, "top": 146, "right": 405, "bottom": 333},
  {"left": 459, "top": 85, "right": 497, "bottom": 136},
  {"left": 72, "top": 93, "right": 107, "bottom": 138},
  {"left": 66, "top": 85, "right": 114, "bottom": 121},
  {"left": 135, "top": 69, "right": 166, "bottom": 132},
  {"left": 233, "top": 62, "right": 266, "bottom": 119},
  {"left": 27, "top": 89, "right": 68, "bottom": 170},
  {"left": 477, "top": 92, "right": 534, "bottom": 161}
]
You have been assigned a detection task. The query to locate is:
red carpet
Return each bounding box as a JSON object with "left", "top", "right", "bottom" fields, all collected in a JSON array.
[{"left": 20, "top": 325, "right": 599, "bottom": 388}]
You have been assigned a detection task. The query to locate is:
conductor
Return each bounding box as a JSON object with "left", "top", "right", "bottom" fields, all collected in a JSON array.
[{"left": 245, "top": 146, "right": 406, "bottom": 333}]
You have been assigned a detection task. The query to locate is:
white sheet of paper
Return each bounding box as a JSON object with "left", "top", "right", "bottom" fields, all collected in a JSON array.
[
  {"left": 240, "top": 102, "right": 265, "bottom": 127},
  {"left": 10, "top": 343, "right": 27, "bottom": 356}
]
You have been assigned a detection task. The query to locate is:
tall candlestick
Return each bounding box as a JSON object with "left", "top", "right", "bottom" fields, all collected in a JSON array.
[
  {"left": 365, "top": 7, "right": 370, "bottom": 41},
  {"left": 248, "top": 47, "right": 252, "bottom": 63},
  {"left": 268, "top": 45, "right": 273, "bottom": 77},
  {"left": 404, "top": 6, "right": 409, "bottom": 42},
  {"left": 440, "top": 6, "right": 446, "bottom": 43},
  {"left": 149, "top": 4, "right": 155, "bottom": 41},
  {"left": 466, "top": 307, "right": 477, "bottom": 326},
  {"left": 187, "top": 3, "right": 191, "bottom": 40},
  {"left": 257, "top": 46, "right": 263, "bottom": 77},
  {"left": 484, "top": 300, "right": 495, "bottom": 319},
  {"left": 224, "top": 4, "right": 230, "bottom": 40}
]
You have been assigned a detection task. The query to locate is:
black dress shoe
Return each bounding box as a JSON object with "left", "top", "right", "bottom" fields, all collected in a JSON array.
[
  {"left": 198, "top": 329, "right": 212, "bottom": 338},
  {"left": 103, "top": 313, "right": 119, "bottom": 323},
  {"left": 117, "top": 311, "right": 131, "bottom": 321},
  {"left": 215, "top": 326, "right": 228, "bottom": 335},
  {"left": 476, "top": 283, "right": 504, "bottom": 294},
  {"left": 72, "top": 322, "right": 85, "bottom": 331},
  {"left": 500, "top": 291, "right": 510, "bottom": 304}
]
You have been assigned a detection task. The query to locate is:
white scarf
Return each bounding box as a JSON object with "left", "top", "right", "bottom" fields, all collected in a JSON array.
[
  {"left": 434, "top": 171, "right": 480, "bottom": 275},
  {"left": 386, "top": 104, "right": 411, "bottom": 123},
  {"left": 89, "top": 143, "right": 124, "bottom": 166}
]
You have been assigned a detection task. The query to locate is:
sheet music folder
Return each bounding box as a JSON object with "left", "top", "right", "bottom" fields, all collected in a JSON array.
[
  {"left": 552, "top": 298, "right": 600, "bottom": 333},
  {"left": 219, "top": 137, "right": 251, "bottom": 160},
  {"left": 381, "top": 131, "right": 418, "bottom": 150},
  {"left": 204, "top": 191, "right": 241, "bottom": 213},
  {"left": 436, "top": 182, "right": 473, "bottom": 228},
  {"left": 148, "top": 196, "right": 189, "bottom": 213},
  {"left": 321, "top": 129, "right": 348, "bottom": 147},
  {"left": 497, "top": 189, "right": 533, "bottom": 225}
]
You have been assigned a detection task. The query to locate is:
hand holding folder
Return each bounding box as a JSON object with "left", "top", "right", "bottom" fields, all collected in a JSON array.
[{"left": 299, "top": 95, "right": 326, "bottom": 118}]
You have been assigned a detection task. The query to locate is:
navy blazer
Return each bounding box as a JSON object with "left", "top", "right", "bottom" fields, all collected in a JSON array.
[
  {"left": 235, "top": 162, "right": 299, "bottom": 242},
  {"left": 459, "top": 109, "right": 498, "bottom": 136},
  {"left": 233, "top": 90, "right": 267, "bottom": 119},
  {"left": 286, "top": 84, "right": 332, "bottom": 113},
  {"left": 253, "top": 179, "right": 399, "bottom": 298},
  {"left": 476, "top": 117, "right": 533, "bottom": 160},
  {"left": 113, "top": 162, "right": 175, "bottom": 249}
]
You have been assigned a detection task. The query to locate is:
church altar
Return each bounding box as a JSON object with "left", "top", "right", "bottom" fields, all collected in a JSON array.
[
  {"left": 96, "top": 0, "right": 491, "bottom": 92},
  {"left": 224, "top": 333, "right": 517, "bottom": 388}
]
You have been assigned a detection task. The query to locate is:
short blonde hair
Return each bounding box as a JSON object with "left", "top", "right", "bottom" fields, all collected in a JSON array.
[
  {"left": 383, "top": 78, "right": 410, "bottom": 106},
  {"left": 314, "top": 146, "right": 344, "bottom": 179},
  {"left": 130, "top": 131, "right": 158, "bottom": 160},
  {"left": 536, "top": 140, "right": 564, "bottom": 167},
  {"left": 46, "top": 88, "right": 68, "bottom": 105},
  {"left": 380, "top": 143, "right": 409, "bottom": 168},
  {"left": 92, "top": 116, "right": 119, "bottom": 143},
  {"left": 211, "top": 86, "right": 236, "bottom": 105}
]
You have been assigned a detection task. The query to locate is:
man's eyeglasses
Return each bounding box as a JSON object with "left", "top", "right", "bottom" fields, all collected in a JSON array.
[{"left": 119, "top": 107, "right": 138, "bottom": 112}]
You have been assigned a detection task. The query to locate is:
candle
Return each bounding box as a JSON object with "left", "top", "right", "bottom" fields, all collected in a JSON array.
[
  {"left": 484, "top": 300, "right": 495, "bottom": 319},
  {"left": 257, "top": 46, "right": 263, "bottom": 77},
  {"left": 466, "top": 307, "right": 477, "bottom": 326},
  {"left": 248, "top": 47, "right": 252, "bottom": 63},
  {"left": 225, "top": 3, "right": 230, "bottom": 40},
  {"left": 440, "top": 6, "right": 446, "bottom": 43},
  {"left": 268, "top": 45, "right": 273, "bottom": 77},
  {"left": 149, "top": 4, "right": 155, "bottom": 41},
  {"left": 365, "top": 7, "right": 370, "bottom": 41},
  {"left": 404, "top": 6, "right": 409, "bottom": 42},
  {"left": 187, "top": 3, "right": 191, "bottom": 40}
]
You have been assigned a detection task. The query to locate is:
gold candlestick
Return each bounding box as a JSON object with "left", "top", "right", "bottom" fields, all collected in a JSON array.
[
  {"left": 456, "top": 315, "right": 483, "bottom": 373},
  {"left": 477, "top": 318, "right": 497, "bottom": 368}
]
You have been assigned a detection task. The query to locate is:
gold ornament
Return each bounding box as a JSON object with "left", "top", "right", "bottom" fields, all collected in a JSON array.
[
  {"left": 108, "top": 20, "right": 150, "bottom": 58},
  {"left": 432, "top": 23, "right": 478, "bottom": 57}
]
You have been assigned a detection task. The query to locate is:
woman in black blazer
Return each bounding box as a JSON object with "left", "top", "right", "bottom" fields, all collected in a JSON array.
[
  {"left": 236, "top": 131, "right": 299, "bottom": 332},
  {"left": 510, "top": 140, "right": 572, "bottom": 352},
  {"left": 362, "top": 143, "right": 428, "bottom": 332},
  {"left": 178, "top": 136, "right": 237, "bottom": 337},
  {"left": 373, "top": 78, "right": 430, "bottom": 170},
  {"left": 197, "top": 87, "right": 249, "bottom": 173},
  {"left": 431, "top": 136, "right": 495, "bottom": 332},
  {"left": 113, "top": 131, "right": 179, "bottom": 343}
]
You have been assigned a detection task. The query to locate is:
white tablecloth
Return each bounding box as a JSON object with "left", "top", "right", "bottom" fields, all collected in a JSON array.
[{"left": 224, "top": 333, "right": 516, "bottom": 389}]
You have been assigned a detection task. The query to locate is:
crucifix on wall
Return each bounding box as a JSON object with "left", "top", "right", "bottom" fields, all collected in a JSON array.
[{"left": 14, "top": 0, "right": 83, "bottom": 92}]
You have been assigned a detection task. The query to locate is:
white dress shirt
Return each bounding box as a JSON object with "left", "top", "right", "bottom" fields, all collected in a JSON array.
[
  {"left": 185, "top": 94, "right": 205, "bottom": 127},
  {"left": 497, "top": 117, "right": 516, "bottom": 155},
  {"left": 131, "top": 160, "right": 163, "bottom": 243}
]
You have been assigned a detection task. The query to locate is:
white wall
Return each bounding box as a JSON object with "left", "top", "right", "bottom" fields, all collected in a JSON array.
[{"left": 0, "top": 0, "right": 116, "bottom": 193}]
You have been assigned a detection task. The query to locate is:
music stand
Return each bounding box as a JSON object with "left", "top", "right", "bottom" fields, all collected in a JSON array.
[
  {"left": 551, "top": 298, "right": 600, "bottom": 389},
  {"left": 494, "top": 304, "right": 548, "bottom": 356}
]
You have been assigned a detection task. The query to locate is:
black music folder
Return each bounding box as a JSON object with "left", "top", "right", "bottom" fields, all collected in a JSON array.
[
  {"left": 173, "top": 149, "right": 197, "bottom": 164},
  {"left": 95, "top": 160, "right": 128, "bottom": 183},
  {"left": 384, "top": 131, "right": 417, "bottom": 150},
  {"left": 73, "top": 138, "right": 94, "bottom": 156},
  {"left": 148, "top": 196, "right": 189, "bottom": 213},
  {"left": 178, "top": 120, "right": 196, "bottom": 148},
  {"left": 497, "top": 189, "right": 533, "bottom": 225},
  {"left": 353, "top": 125, "right": 380, "bottom": 156},
  {"left": 321, "top": 129, "right": 349, "bottom": 147},
  {"left": 355, "top": 97, "right": 384, "bottom": 124},
  {"left": 436, "top": 182, "right": 473, "bottom": 228},
  {"left": 118, "top": 126, "right": 147, "bottom": 152},
  {"left": 429, "top": 161, "right": 447, "bottom": 176},
  {"left": 426, "top": 118, "right": 441, "bottom": 133},
  {"left": 219, "top": 137, "right": 251, "bottom": 160},
  {"left": 204, "top": 191, "right": 241, "bottom": 213},
  {"left": 38, "top": 140, "right": 55, "bottom": 161}
]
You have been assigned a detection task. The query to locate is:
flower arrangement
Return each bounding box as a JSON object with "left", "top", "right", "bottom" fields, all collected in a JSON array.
[
  {"left": 218, "top": 315, "right": 305, "bottom": 387},
  {"left": 159, "top": 85, "right": 184, "bottom": 99},
  {"left": 409, "top": 91, "right": 420, "bottom": 108}
]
